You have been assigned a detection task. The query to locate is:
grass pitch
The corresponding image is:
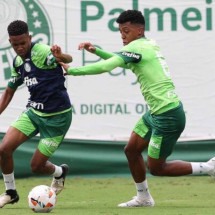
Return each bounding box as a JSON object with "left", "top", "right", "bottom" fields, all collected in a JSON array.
[{"left": 0, "top": 175, "right": 215, "bottom": 215}]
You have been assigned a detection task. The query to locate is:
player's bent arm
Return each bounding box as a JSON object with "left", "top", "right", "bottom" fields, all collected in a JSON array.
[
  {"left": 0, "top": 86, "right": 16, "bottom": 115},
  {"left": 50, "top": 44, "right": 73, "bottom": 63},
  {"left": 67, "top": 55, "right": 125, "bottom": 76},
  {"left": 57, "top": 53, "right": 73, "bottom": 63}
]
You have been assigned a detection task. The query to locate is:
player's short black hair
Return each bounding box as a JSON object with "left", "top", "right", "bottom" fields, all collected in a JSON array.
[
  {"left": 7, "top": 20, "right": 29, "bottom": 36},
  {"left": 116, "top": 10, "right": 145, "bottom": 26}
]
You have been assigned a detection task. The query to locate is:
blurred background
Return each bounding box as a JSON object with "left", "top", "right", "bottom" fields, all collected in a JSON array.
[{"left": 0, "top": 0, "right": 215, "bottom": 177}]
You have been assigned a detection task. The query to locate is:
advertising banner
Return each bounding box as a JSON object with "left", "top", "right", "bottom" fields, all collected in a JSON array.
[{"left": 0, "top": 0, "right": 214, "bottom": 141}]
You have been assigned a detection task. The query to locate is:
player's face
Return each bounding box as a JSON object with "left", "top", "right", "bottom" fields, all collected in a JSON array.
[
  {"left": 119, "top": 22, "right": 144, "bottom": 46},
  {"left": 9, "top": 33, "right": 32, "bottom": 59}
]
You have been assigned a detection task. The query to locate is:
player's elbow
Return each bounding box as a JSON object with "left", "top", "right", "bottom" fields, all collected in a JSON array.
[{"left": 67, "top": 56, "right": 73, "bottom": 63}]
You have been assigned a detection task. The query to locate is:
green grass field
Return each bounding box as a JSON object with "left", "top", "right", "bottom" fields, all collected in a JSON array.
[{"left": 0, "top": 175, "right": 215, "bottom": 215}]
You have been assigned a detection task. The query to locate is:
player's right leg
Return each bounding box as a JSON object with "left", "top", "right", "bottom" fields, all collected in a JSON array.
[
  {"left": 0, "top": 126, "right": 30, "bottom": 208},
  {"left": 0, "top": 111, "right": 37, "bottom": 208},
  {"left": 118, "top": 117, "right": 155, "bottom": 207},
  {"left": 118, "top": 195, "right": 155, "bottom": 207},
  {"left": 0, "top": 190, "right": 19, "bottom": 208}
]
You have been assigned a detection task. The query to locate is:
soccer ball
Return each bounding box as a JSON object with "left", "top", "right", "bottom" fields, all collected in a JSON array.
[{"left": 28, "top": 185, "right": 57, "bottom": 213}]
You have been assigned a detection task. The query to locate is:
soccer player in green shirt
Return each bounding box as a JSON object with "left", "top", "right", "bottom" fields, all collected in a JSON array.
[
  {"left": 0, "top": 20, "right": 72, "bottom": 208},
  {"left": 61, "top": 10, "right": 215, "bottom": 207}
]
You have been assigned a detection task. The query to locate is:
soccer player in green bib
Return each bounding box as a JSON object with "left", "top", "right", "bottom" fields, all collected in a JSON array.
[
  {"left": 61, "top": 10, "right": 215, "bottom": 207},
  {"left": 0, "top": 20, "right": 73, "bottom": 208}
]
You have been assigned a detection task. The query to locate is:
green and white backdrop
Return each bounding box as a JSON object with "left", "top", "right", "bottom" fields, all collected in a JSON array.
[{"left": 0, "top": 0, "right": 215, "bottom": 142}]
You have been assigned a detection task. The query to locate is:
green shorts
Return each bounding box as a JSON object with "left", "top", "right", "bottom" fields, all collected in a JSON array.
[
  {"left": 133, "top": 103, "right": 186, "bottom": 159},
  {"left": 11, "top": 108, "right": 72, "bottom": 157}
]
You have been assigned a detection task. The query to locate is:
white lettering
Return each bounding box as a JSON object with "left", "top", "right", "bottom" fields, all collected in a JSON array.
[
  {"left": 28, "top": 101, "right": 44, "bottom": 110},
  {"left": 24, "top": 77, "right": 38, "bottom": 86},
  {"left": 122, "top": 52, "right": 140, "bottom": 60},
  {"left": 149, "top": 141, "right": 160, "bottom": 149},
  {"left": 41, "top": 139, "right": 58, "bottom": 147},
  {"left": 9, "top": 77, "right": 19, "bottom": 83}
]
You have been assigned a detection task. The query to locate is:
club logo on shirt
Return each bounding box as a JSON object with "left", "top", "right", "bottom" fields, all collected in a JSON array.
[
  {"left": 24, "top": 63, "right": 31, "bottom": 73},
  {"left": 0, "top": 0, "right": 53, "bottom": 92}
]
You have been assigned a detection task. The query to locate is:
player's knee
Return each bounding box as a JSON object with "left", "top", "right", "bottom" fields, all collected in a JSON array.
[
  {"left": 124, "top": 145, "right": 142, "bottom": 161},
  {"left": 148, "top": 168, "right": 161, "bottom": 176},
  {"left": 147, "top": 164, "right": 163, "bottom": 176},
  {"left": 124, "top": 145, "right": 130, "bottom": 156},
  {"left": 0, "top": 144, "right": 13, "bottom": 158},
  {"left": 124, "top": 145, "right": 135, "bottom": 158}
]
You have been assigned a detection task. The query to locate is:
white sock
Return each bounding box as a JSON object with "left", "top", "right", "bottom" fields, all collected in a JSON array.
[
  {"left": 53, "top": 165, "right": 63, "bottom": 178},
  {"left": 135, "top": 180, "right": 151, "bottom": 199},
  {"left": 191, "top": 162, "right": 213, "bottom": 174},
  {"left": 2, "top": 172, "right": 16, "bottom": 190}
]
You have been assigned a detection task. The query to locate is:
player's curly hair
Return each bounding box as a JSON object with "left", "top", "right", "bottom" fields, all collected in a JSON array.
[
  {"left": 116, "top": 10, "right": 145, "bottom": 26},
  {"left": 7, "top": 20, "right": 29, "bottom": 36}
]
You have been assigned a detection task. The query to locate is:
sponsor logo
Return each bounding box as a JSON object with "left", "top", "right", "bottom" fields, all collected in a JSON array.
[
  {"left": 24, "top": 77, "right": 38, "bottom": 86},
  {"left": 149, "top": 141, "right": 160, "bottom": 149},
  {"left": 0, "top": 0, "right": 53, "bottom": 92},
  {"left": 41, "top": 139, "right": 58, "bottom": 148},
  {"left": 9, "top": 76, "right": 20, "bottom": 84},
  {"left": 28, "top": 100, "right": 44, "bottom": 110},
  {"left": 121, "top": 51, "right": 141, "bottom": 60}
]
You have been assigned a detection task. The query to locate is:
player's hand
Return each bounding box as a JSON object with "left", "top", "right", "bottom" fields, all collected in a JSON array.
[
  {"left": 51, "top": 45, "right": 62, "bottom": 58},
  {"left": 78, "top": 42, "right": 96, "bottom": 53},
  {"left": 51, "top": 44, "right": 65, "bottom": 62},
  {"left": 51, "top": 45, "right": 73, "bottom": 63}
]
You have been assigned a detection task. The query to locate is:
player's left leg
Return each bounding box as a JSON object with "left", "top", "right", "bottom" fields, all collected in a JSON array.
[
  {"left": 147, "top": 151, "right": 215, "bottom": 176},
  {"left": 28, "top": 109, "right": 72, "bottom": 195},
  {"left": 30, "top": 149, "right": 69, "bottom": 195},
  {"left": 147, "top": 150, "right": 215, "bottom": 176},
  {"left": 147, "top": 103, "right": 215, "bottom": 176}
]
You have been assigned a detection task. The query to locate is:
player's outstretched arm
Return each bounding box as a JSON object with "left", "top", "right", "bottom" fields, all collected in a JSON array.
[
  {"left": 60, "top": 55, "right": 125, "bottom": 76},
  {"left": 51, "top": 45, "right": 73, "bottom": 63}
]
